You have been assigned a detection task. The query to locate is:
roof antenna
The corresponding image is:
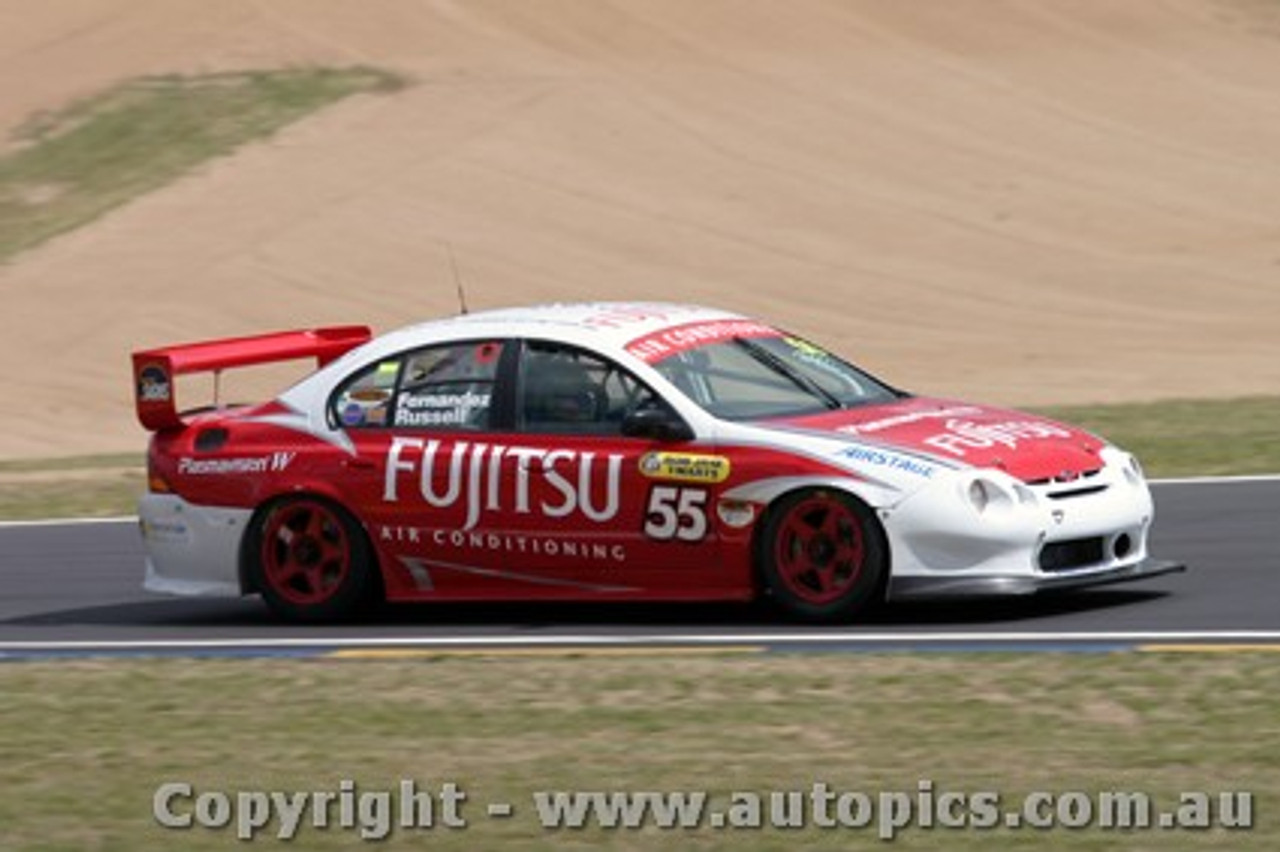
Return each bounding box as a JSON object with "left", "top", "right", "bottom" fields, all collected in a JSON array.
[{"left": 445, "top": 241, "right": 469, "bottom": 315}]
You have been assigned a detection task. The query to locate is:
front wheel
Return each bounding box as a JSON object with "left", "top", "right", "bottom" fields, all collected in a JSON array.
[
  {"left": 248, "top": 496, "right": 380, "bottom": 622},
  {"left": 759, "top": 489, "right": 887, "bottom": 623}
]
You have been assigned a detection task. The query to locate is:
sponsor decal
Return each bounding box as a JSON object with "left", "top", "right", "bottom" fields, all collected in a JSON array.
[
  {"left": 349, "top": 388, "right": 391, "bottom": 404},
  {"left": 780, "top": 337, "right": 849, "bottom": 379},
  {"left": 341, "top": 403, "right": 366, "bottom": 427},
  {"left": 394, "top": 389, "right": 490, "bottom": 428},
  {"left": 177, "top": 452, "right": 295, "bottom": 475},
  {"left": 380, "top": 525, "right": 627, "bottom": 563},
  {"left": 638, "top": 451, "right": 731, "bottom": 483},
  {"left": 625, "top": 319, "right": 778, "bottom": 363},
  {"left": 923, "top": 419, "right": 1073, "bottom": 457},
  {"left": 838, "top": 405, "right": 981, "bottom": 436},
  {"left": 716, "top": 499, "right": 756, "bottom": 529},
  {"left": 836, "top": 446, "right": 936, "bottom": 478},
  {"left": 141, "top": 518, "right": 189, "bottom": 544},
  {"left": 473, "top": 342, "right": 502, "bottom": 364},
  {"left": 137, "top": 364, "right": 171, "bottom": 404},
  {"left": 383, "top": 438, "right": 623, "bottom": 531}
]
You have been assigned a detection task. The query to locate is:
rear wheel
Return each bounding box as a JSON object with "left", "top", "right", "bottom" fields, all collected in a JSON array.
[
  {"left": 760, "top": 489, "right": 886, "bottom": 623},
  {"left": 249, "top": 496, "right": 379, "bottom": 622}
]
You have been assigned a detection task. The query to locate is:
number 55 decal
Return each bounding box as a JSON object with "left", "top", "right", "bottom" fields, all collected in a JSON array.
[{"left": 644, "top": 486, "right": 708, "bottom": 542}]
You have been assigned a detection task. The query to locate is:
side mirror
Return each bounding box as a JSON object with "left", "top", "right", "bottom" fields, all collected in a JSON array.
[{"left": 621, "top": 407, "right": 694, "bottom": 442}]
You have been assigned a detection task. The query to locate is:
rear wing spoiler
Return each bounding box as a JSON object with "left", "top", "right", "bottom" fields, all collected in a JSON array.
[{"left": 132, "top": 326, "right": 372, "bottom": 431}]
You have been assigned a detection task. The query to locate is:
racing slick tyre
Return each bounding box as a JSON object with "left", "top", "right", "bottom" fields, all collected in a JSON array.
[
  {"left": 247, "top": 496, "right": 381, "bottom": 623},
  {"left": 759, "top": 489, "right": 887, "bottom": 623}
]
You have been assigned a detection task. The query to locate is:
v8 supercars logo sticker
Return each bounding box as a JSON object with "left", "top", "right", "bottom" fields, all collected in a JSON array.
[
  {"left": 639, "top": 452, "right": 731, "bottom": 484},
  {"left": 137, "top": 364, "right": 171, "bottom": 403}
]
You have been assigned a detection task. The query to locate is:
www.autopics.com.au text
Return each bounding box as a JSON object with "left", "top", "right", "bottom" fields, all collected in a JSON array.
[{"left": 152, "top": 778, "right": 1253, "bottom": 841}]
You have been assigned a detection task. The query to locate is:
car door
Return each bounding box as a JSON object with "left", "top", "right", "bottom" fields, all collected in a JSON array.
[
  {"left": 502, "top": 338, "right": 732, "bottom": 598},
  {"left": 330, "top": 337, "right": 525, "bottom": 599}
]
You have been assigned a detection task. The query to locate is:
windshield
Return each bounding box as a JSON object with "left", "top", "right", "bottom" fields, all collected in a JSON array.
[{"left": 651, "top": 332, "right": 901, "bottom": 420}]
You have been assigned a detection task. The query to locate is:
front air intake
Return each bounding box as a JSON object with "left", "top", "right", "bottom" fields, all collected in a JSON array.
[{"left": 1039, "top": 537, "right": 1106, "bottom": 572}]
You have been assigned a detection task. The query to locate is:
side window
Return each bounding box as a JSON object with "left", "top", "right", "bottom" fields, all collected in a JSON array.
[
  {"left": 333, "top": 359, "right": 400, "bottom": 428},
  {"left": 519, "top": 340, "right": 668, "bottom": 435},
  {"left": 394, "top": 340, "right": 504, "bottom": 430},
  {"left": 331, "top": 340, "right": 504, "bottom": 430}
]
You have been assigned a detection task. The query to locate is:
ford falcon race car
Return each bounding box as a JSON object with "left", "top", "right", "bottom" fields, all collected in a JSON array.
[{"left": 133, "top": 302, "right": 1184, "bottom": 622}]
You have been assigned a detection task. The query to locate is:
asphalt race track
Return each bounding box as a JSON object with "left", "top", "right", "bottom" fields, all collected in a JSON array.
[{"left": 0, "top": 480, "right": 1277, "bottom": 652}]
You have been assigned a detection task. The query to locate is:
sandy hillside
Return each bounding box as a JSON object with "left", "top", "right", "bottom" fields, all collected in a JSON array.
[{"left": 2, "top": 0, "right": 1279, "bottom": 458}]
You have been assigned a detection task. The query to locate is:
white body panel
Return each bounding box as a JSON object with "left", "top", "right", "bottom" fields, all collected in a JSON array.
[
  {"left": 715, "top": 418, "right": 1158, "bottom": 592},
  {"left": 882, "top": 448, "right": 1153, "bottom": 584},
  {"left": 140, "top": 493, "right": 250, "bottom": 597}
]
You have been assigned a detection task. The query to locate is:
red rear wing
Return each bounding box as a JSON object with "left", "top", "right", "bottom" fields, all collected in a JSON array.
[{"left": 132, "top": 326, "right": 372, "bottom": 431}]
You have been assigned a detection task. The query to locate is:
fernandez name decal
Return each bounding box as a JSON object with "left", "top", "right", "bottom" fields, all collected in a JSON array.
[{"left": 383, "top": 438, "right": 623, "bottom": 530}]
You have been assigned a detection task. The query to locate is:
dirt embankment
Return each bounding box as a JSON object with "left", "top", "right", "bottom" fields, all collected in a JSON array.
[{"left": 2, "top": 0, "right": 1279, "bottom": 458}]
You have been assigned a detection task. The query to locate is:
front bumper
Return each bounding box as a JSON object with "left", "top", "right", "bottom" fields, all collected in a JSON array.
[
  {"left": 879, "top": 448, "right": 1180, "bottom": 598},
  {"left": 888, "top": 557, "right": 1186, "bottom": 599}
]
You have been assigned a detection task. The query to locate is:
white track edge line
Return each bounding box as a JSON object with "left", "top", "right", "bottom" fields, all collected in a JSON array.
[
  {"left": 1149, "top": 474, "right": 1280, "bottom": 485},
  {"left": 2, "top": 631, "right": 1280, "bottom": 651},
  {"left": 0, "top": 515, "right": 135, "bottom": 528},
  {"left": 1, "top": 474, "right": 1277, "bottom": 528}
]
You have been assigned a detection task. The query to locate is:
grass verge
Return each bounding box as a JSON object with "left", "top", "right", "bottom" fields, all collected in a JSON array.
[
  {"left": 0, "top": 453, "right": 141, "bottom": 519},
  {"left": 0, "top": 66, "right": 404, "bottom": 261},
  {"left": 0, "top": 652, "right": 1275, "bottom": 849},
  {"left": 1033, "top": 395, "right": 1280, "bottom": 477}
]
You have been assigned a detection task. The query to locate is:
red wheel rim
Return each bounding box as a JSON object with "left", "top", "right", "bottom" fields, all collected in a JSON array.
[
  {"left": 260, "top": 501, "right": 351, "bottom": 606},
  {"left": 773, "top": 495, "right": 866, "bottom": 605}
]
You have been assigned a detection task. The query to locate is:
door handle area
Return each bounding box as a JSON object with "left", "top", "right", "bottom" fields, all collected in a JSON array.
[{"left": 342, "top": 457, "right": 376, "bottom": 471}]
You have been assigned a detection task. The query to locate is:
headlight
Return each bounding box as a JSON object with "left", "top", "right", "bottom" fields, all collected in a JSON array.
[
  {"left": 968, "top": 480, "right": 990, "bottom": 513},
  {"left": 1123, "top": 453, "right": 1144, "bottom": 485},
  {"left": 964, "top": 476, "right": 1016, "bottom": 515}
]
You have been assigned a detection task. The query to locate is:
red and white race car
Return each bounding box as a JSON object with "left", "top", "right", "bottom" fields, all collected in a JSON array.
[{"left": 133, "top": 302, "right": 1182, "bottom": 622}]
